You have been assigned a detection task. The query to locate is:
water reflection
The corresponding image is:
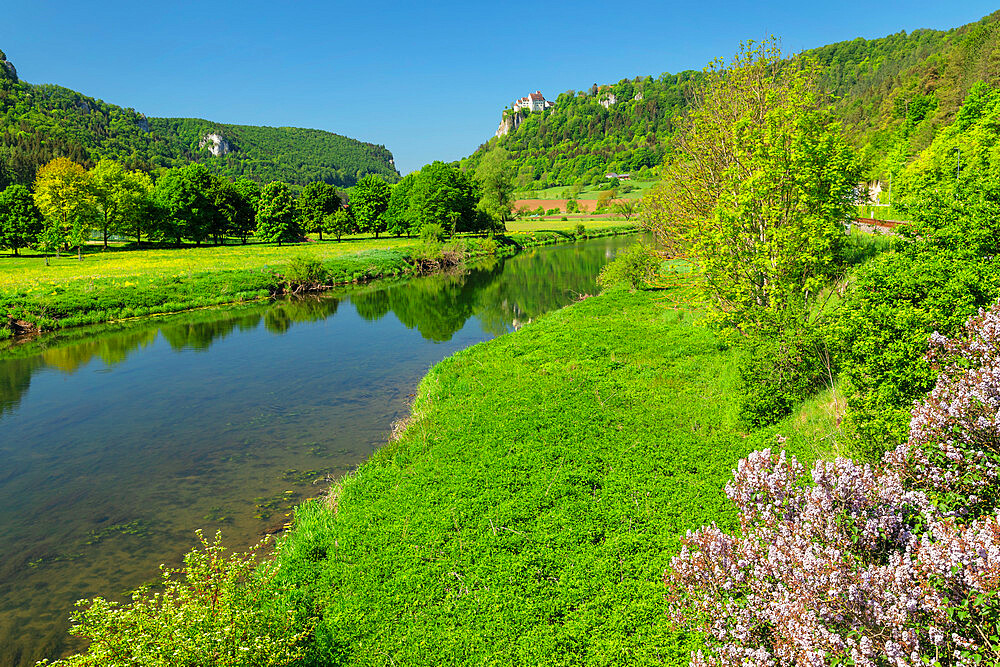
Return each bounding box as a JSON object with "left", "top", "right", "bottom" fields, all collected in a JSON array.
[
  {"left": 1, "top": 239, "right": 620, "bottom": 412},
  {"left": 0, "top": 234, "right": 638, "bottom": 667}
]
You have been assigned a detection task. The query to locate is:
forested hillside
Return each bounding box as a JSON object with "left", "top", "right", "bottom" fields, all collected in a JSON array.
[
  {"left": 463, "top": 9, "right": 1000, "bottom": 189},
  {"left": 0, "top": 49, "right": 399, "bottom": 189}
]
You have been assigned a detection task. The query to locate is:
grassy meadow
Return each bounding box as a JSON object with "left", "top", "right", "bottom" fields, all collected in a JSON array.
[
  {"left": 275, "top": 287, "right": 841, "bottom": 666},
  {"left": 0, "top": 226, "right": 638, "bottom": 336},
  {"left": 514, "top": 180, "right": 658, "bottom": 201}
]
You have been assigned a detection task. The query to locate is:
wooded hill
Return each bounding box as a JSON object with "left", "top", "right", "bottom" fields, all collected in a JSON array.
[
  {"left": 0, "top": 49, "right": 400, "bottom": 189},
  {"left": 461, "top": 10, "right": 1000, "bottom": 190}
]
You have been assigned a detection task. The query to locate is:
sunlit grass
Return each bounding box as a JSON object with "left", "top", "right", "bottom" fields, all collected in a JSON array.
[{"left": 0, "top": 236, "right": 421, "bottom": 291}]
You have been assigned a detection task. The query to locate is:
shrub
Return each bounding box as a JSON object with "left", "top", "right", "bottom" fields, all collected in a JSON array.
[
  {"left": 736, "top": 323, "right": 828, "bottom": 428},
  {"left": 420, "top": 223, "right": 448, "bottom": 243},
  {"left": 596, "top": 243, "right": 659, "bottom": 291},
  {"left": 546, "top": 207, "right": 560, "bottom": 215},
  {"left": 38, "top": 531, "right": 311, "bottom": 667},
  {"left": 282, "top": 255, "right": 327, "bottom": 285},
  {"left": 665, "top": 302, "right": 1000, "bottom": 667},
  {"left": 574, "top": 223, "right": 586, "bottom": 237}
]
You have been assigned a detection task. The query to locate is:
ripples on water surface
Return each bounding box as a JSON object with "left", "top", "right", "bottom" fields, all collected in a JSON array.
[{"left": 0, "top": 235, "right": 638, "bottom": 666}]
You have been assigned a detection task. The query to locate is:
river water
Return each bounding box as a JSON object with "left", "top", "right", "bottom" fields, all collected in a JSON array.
[{"left": 0, "top": 234, "right": 638, "bottom": 666}]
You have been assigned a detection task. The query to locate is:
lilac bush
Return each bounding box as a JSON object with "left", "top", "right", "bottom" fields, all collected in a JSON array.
[{"left": 666, "top": 304, "right": 1000, "bottom": 666}]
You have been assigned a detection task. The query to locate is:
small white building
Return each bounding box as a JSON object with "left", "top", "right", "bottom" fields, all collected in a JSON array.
[{"left": 512, "top": 91, "right": 554, "bottom": 113}]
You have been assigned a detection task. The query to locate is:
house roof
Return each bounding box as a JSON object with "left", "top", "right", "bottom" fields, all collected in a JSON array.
[{"left": 529, "top": 92, "right": 544, "bottom": 101}]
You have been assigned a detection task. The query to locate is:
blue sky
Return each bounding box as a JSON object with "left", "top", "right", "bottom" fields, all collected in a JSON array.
[{"left": 2, "top": 1, "right": 998, "bottom": 175}]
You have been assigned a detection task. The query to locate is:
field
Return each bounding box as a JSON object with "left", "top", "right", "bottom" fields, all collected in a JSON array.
[
  {"left": 505, "top": 218, "right": 636, "bottom": 232},
  {"left": 276, "top": 287, "right": 841, "bottom": 665},
  {"left": 514, "top": 180, "right": 657, "bottom": 201},
  {"left": 0, "top": 235, "right": 419, "bottom": 291}
]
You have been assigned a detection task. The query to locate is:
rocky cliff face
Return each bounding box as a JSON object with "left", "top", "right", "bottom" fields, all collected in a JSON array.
[
  {"left": 199, "top": 132, "right": 233, "bottom": 156},
  {"left": 496, "top": 113, "right": 522, "bottom": 138},
  {"left": 0, "top": 49, "right": 18, "bottom": 82}
]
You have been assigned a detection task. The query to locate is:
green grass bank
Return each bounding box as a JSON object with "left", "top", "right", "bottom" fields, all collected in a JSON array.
[
  {"left": 275, "top": 288, "right": 839, "bottom": 665},
  {"left": 0, "top": 226, "right": 636, "bottom": 338}
]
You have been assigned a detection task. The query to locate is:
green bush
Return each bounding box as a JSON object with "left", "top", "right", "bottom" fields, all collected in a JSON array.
[
  {"left": 283, "top": 255, "right": 327, "bottom": 284},
  {"left": 596, "top": 243, "right": 659, "bottom": 291},
  {"left": 420, "top": 223, "right": 448, "bottom": 243},
  {"left": 38, "top": 531, "right": 311, "bottom": 667},
  {"left": 736, "top": 324, "right": 829, "bottom": 428}
]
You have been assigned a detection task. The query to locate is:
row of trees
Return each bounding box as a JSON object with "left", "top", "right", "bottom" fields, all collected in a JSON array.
[{"left": 0, "top": 152, "right": 518, "bottom": 256}]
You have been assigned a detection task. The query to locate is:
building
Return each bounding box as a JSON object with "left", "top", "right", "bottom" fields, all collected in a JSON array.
[{"left": 512, "top": 91, "right": 555, "bottom": 113}]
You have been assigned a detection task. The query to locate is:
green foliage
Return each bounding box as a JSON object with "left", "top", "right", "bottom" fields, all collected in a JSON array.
[
  {"left": 644, "top": 40, "right": 859, "bottom": 334},
  {"left": 350, "top": 174, "right": 390, "bottom": 238},
  {"left": 152, "top": 164, "right": 219, "bottom": 246},
  {"left": 596, "top": 242, "right": 659, "bottom": 290},
  {"left": 275, "top": 289, "right": 831, "bottom": 665},
  {"left": 0, "top": 59, "right": 399, "bottom": 189},
  {"left": 408, "top": 162, "right": 481, "bottom": 233},
  {"left": 474, "top": 146, "right": 515, "bottom": 223},
  {"left": 322, "top": 208, "right": 352, "bottom": 241},
  {"left": 385, "top": 174, "right": 417, "bottom": 237},
  {"left": 419, "top": 222, "right": 448, "bottom": 243},
  {"left": 736, "top": 321, "right": 829, "bottom": 428},
  {"left": 38, "top": 530, "right": 310, "bottom": 667},
  {"left": 298, "top": 182, "right": 341, "bottom": 240},
  {"left": 0, "top": 182, "right": 42, "bottom": 254},
  {"left": 255, "top": 181, "right": 301, "bottom": 246},
  {"left": 282, "top": 255, "right": 327, "bottom": 285}
]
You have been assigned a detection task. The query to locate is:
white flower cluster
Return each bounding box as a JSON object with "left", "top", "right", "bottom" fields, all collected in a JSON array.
[{"left": 666, "top": 304, "right": 1000, "bottom": 666}]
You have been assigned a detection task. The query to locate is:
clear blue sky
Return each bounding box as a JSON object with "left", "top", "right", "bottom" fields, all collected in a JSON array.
[{"left": 2, "top": 1, "right": 998, "bottom": 175}]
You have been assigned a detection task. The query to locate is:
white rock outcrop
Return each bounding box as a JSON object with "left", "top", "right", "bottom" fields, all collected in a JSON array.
[{"left": 199, "top": 133, "right": 233, "bottom": 156}]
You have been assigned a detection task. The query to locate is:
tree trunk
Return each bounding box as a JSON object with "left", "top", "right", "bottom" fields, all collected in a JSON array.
[{"left": 77, "top": 245, "right": 82, "bottom": 261}]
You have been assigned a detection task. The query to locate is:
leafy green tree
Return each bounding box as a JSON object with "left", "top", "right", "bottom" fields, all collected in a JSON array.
[
  {"left": 255, "top": 181, "right": 301, "bottom": 245},
  {"left": 408, "top": 162, "right": 482, "bottom": 234},
  {"left": 0, "top": 183, "right": 43, "bottom": 254},
  {"left": 385, "top": 174, "right": 417, "bottom": 237},
  {"left": 350, "top": 175, "right": 390, "bottom": 238},
  {"left": 153, "top": 164, "right": 219, "bottom": 246},
  {"left": 322, "top": 208, "right": 353, "bottom": 241},
  {"left": 33, "top": 157, "right": 97, "bottom": 260},
  {"left": 475, "top": 146, "right": 515, "bottom": 225},
  {"left": 89, "top": 160, "right": 153, "bottom": 247},
  {"left": 232, "top": 178, "right": 261, "bottom": 244},
  {"left": 643, "top": 40, "right": 858, "bottom": 333},
  {"left": 298, "top": 181, "right": 342, "bottom": 240}
]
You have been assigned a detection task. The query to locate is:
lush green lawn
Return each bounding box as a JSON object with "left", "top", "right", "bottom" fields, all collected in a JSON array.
[
  {"left": 515, "top": 181, "right": 657, "bottom": 201},
  {"left": 277, "top": 288, "right": 839, "bottom": 666},
  {"left": 0, "top": 235, "right": 419, "bottom": 291}
]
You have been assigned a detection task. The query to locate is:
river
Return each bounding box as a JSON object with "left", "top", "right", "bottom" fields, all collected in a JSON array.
[{"left": 0, "top": 234, "right": 637, "bottom": 666}]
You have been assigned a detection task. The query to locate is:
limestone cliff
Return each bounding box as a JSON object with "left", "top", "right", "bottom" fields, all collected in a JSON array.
[{"left": 199, "top": 132, "right": 233, "bottom": 156}]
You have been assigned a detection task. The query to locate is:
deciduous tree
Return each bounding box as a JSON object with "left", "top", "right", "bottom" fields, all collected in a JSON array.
[
  {"left": 350, "top": 175, "right": 390, "bottom": 238},
  {"left": 89, "top": 160, "right": 153, "bottom": 247},
  {"left": 33, "top": 157, "right": 97, "bottom": 260},
  {"left": 255, "top": 181, "right": 301, "bottom": 246},
  {"left": 298, "top": 182, "right": 341, "bottom": 241},
  {"left": 0, "top": 183, "right": 43, "bottom": 254},
  {"left": 642, "top": 40, "right": 859, "bottom": 332},
  {"left": 475, "top": 146, "right": 515, "bottom": 225}
]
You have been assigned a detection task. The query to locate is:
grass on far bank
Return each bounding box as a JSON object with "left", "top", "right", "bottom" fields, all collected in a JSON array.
[
  {"left": 275, "top": 287, "right": 840, "bottom": 666},
  {"left": 0, "top": 235, "right": 419, "bottom": 291},
  {"left": 514, "top": 180, "right": 658, "bottom": 200},
  {"left": 0, "top": 226, "right": 638, "bottom": 336}
]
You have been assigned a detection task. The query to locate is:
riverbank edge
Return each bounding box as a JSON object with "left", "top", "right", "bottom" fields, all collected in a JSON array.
[
  {"left": 269, "top": 287, "right": 838, "bottom": 665},
  {"left": 0, "top": 226, "right": 638, "bottom": 341}
]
